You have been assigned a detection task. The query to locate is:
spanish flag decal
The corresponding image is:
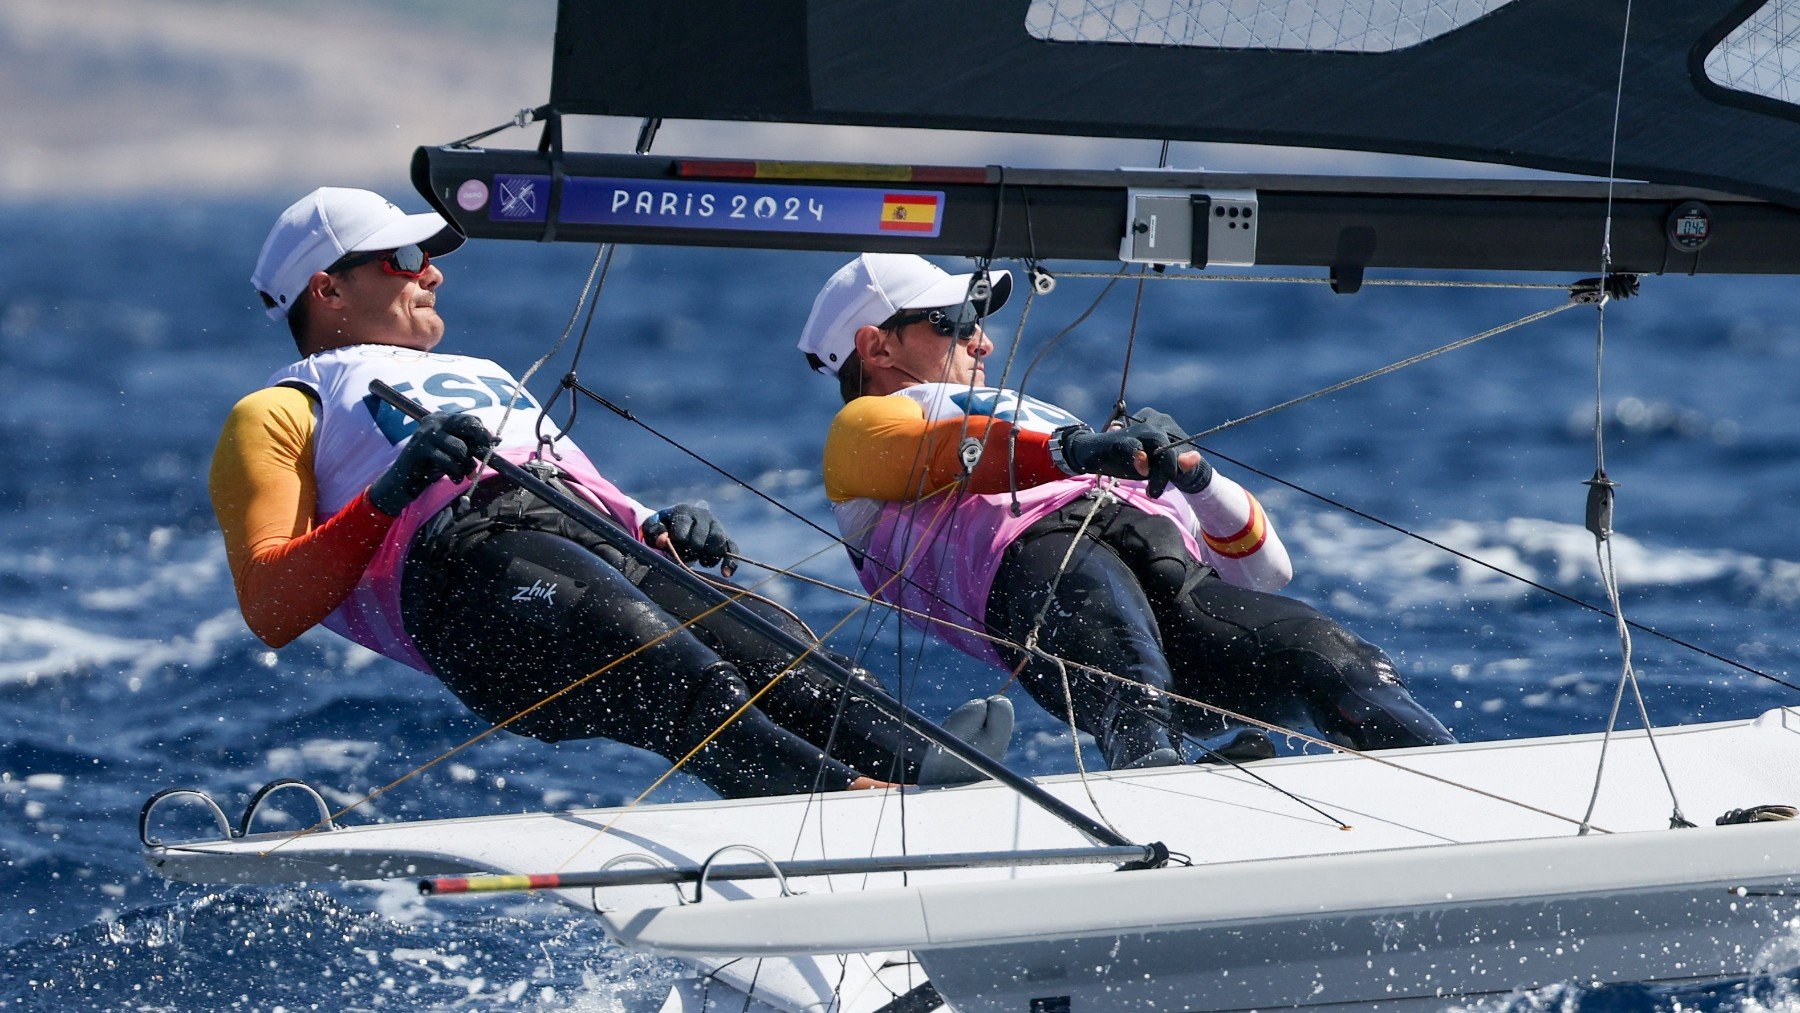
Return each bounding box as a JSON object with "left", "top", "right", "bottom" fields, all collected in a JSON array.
[{"left": 880, "top": 193, "right": 941, "bottom": 232}]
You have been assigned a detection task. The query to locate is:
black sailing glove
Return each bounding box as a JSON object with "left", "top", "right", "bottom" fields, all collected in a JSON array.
[
  {"left": 1130, "top": 407, "right": 1214, "bottom": 496},
  {"left": 643, "top": 503, "right": 739, "bottom": 569},
  {"left": 368, "top": 412, "right": 496, "bottom": 516},
  {"left": 1051, "top": 421, "right": 1179, "bottom": 493}
]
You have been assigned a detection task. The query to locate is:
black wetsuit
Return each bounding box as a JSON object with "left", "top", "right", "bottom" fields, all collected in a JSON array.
[
  {"left": 399, "top": 467, "right": 938, "bottom": 798},
  {"left": 986, "top": 494, "right": 1454, "bottom": 763}
]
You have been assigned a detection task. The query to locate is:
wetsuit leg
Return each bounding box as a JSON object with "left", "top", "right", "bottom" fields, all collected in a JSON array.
[
  {"left": 400, "top": 526, "right": 862, "bottom": 798},
  {"left": 1096, "top": 507, "right": 1455, "bottom": 750},
  {"left": 528, "top": 499, "right": 945, "bottom": 785},
  {"left": 1173, "top": 583, "right": 1455, "bottom": 749},
  {"left": 986, "top": 525, "right": 1181, "bottom": 768}
]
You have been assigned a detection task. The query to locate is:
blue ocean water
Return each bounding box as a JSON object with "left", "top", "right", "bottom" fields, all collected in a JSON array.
[{"left": 0, "top": 197, "right": 1796, "bottom": 1010}]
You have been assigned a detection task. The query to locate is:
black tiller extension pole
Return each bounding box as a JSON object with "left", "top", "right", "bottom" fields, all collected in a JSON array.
[{"left": 370, "top": 380, "right": 1136, "bottom": 848}]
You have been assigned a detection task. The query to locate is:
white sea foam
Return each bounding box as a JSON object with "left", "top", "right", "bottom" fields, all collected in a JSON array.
[
  {"left": 1284, "top": 508, "right": 1800, "bottom": 610},
  {"left": 78, "top": 552, "right": 225, "bottom": 612},
  {"left": 0, "top": 614, "right": 150, "bottom": 683},
  {"left": 0, "top": 606, "right": 251, "bottom": 684},
  {"left": 264, "top": 738, "right": 381, "bottom": 775}
]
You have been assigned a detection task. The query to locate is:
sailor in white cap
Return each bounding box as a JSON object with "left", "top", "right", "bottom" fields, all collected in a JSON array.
[
  {"left": 801, "top": 254, "right": 1455, "bottom": 767},
  {"left": 210, "top": 189, "right": 994, "bottom": 798}
]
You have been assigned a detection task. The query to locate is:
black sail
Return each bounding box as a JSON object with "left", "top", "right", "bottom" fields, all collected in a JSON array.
[{"left": 549, "top": 0, "right": 1800, "bottom": 210}]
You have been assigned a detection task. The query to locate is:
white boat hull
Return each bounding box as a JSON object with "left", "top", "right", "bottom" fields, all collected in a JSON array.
[{"left": 147, "top": 709, "right": 1800, "bottom": 1011}]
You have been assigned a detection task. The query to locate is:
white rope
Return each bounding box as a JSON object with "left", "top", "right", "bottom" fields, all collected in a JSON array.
[
  {"left": 1576, "top": 0, "right": 1689, "bottom": 834},
  {"left": 1020, "top": 486, "right": 1126, "bottom": 835}
]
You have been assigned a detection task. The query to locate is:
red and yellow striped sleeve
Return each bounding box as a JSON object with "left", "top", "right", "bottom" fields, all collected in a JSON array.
[
  {"left": 209, "top": 386, "right": 395, "bottom": 648},
  {"left": 822, "top": 395, "right": 1065, "bottom": 503},
  {"left": 1201, "top": 492, "right": 1269, "bottom": 559}
]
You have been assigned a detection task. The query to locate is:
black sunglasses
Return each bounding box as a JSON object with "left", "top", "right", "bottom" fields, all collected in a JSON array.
[
  {"left": 881, "top": 302, "right": 982, "bottom": 340},
  {"left": 326, "top": 244, "right": 431, "bottom": 278}
]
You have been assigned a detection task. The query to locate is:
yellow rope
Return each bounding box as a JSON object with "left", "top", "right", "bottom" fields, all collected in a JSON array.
[
  {"left": 257, "top": 480, "right": 966, "bottom": 858},
  {"left": 555, "top": 487, "right": 968, "bottom": 869},
  {"left": 255, "top": 508, "right": 903, "bottom": 857},
  {"left": 735, "top": 545, "right": 1611, "bottom": 833},
  {"left": 258, "top": 571, "right": 786, "bottom": 855}
]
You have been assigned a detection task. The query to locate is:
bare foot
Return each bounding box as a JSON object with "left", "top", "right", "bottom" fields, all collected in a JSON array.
[{"left": 849, "top": 776, "right": 901, "bottom": 790}]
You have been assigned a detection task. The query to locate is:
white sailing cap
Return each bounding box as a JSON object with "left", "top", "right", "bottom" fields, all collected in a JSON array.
[
  {"left": 251, "top": 187, "right": 465, "bottom": 320},
  {"left": 798, "top": 254, "right": 1011, "bottom": 376}
]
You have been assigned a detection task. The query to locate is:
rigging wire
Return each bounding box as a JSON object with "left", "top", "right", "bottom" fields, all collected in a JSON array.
[
  {"left": 1575, "top": 0, "right": 1691, "bottom": 834},
  {"left": 1051, "top": 270, "right": 1572, "bottom": 290},
  {"left": 724, "top": 550, "right": 1351, "bottom": 827},
  {"left": 1109, "top": 265, "right": 1150, "bottom": 426},
  {"left": 995, "top": 254, "right": 1044, "bottom": 512},
  {"left": 560, "top": 492, "right": 972, "bottom": 867},
  {"left": 1025, "top": 488, "right": 1127, "bottom": 834},
  {"left": 253, "top": 499, "right": 935, "bottom": 856},
  {"left": 715, "top": 545, "right": 1594, "bottom": 832},
  {"left": 1107, "top": 133, "right": 1172, "bottom": 426},
  {"left": 1162, "top": 298, "right": 1583, "bottom": 453},
  {"left": 479, "top": 117, "right": 662, "bottom": 478},
  {"left": 1196, "top": 450, "right": 1795, "bottom": 692}
]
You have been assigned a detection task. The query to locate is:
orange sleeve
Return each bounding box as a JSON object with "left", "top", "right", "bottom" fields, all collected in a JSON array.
[
  {"left": 208, "top": 387, "right": 396, "bottom": 648},
  {"left": 822, "top": 394, "right": 1065, "bottom": 503}
]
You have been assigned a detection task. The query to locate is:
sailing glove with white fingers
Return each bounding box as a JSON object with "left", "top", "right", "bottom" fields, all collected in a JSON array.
[
  {"left": 368, "top": 411, "right": 496, "bottom": 516},
  {"left": 643, "top": 504, "right": 739, "bottom": 569},
  {"left": 1129, "top": 407, "right": 1214, "bottom": 496},
  {"left": 1050, "top": 420, "right": 1180, "bottom": 492}
]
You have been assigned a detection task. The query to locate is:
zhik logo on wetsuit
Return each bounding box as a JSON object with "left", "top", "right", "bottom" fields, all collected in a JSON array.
[{"left": 511, "top": 579, "right": 560, "bottom": 604}]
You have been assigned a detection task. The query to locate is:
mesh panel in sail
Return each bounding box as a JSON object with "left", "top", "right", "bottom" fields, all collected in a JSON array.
[
  {"left": 1026, "top": 0, "right": 1514, "bottom": 52},
  {"left": 1704, "top": 0, "right": 1800, "bottom": 106}
]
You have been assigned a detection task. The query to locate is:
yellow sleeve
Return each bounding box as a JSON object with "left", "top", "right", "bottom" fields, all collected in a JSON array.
[
  {"left": 823, "top": 396, "right": 942, "bottom": 503},
  {"left": 210, "top": 386, "right": 319, "bottom": 580},
  {"left": 209, "top": 386, "right": 395, "bottom": 647},
  {"left": 821, "top": 394, "right": 1063, "bottom": 503}
]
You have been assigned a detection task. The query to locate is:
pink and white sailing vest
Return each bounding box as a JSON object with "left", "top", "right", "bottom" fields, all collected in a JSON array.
[
  {"left": 834, "top": 384, "right": 1207, "bottom": 668},
  {"left": 269, "top": 345, "right": 655, "bottom": 673}
]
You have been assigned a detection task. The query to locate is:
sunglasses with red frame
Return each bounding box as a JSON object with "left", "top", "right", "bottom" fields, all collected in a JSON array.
[{"left": 326, "top": 244, "right": 431, "bottom": 279}]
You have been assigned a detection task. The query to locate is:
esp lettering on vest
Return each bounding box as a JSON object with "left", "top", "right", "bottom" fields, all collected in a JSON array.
[
  {"left": 949, "top": 389, "right": 1082, "bottom": 430},
  {"left": 360, "top": 374, "right": 540, "bottom": 444}
]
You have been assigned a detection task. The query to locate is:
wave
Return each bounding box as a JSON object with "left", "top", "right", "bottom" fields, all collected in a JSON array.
[
  {"left": 1447, "top": 921, "right": 1800, "bottom": 1010},
  {"left": 0, "top": 887, "right": 682, "bottom": 1010},
  {"left": 1283, "top": 508, "right": 1800, "bottom": 612},
  {"left": 0, "top": 609, "right": 247, "bottom": 686}
]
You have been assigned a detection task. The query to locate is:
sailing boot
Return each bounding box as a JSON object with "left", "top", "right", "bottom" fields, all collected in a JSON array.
[
  {"left": 1273, "top": 619, "right": 1456, "bottom": 750},
  {"left": 917, "top": 695, "right": 1016, "bottom": 786},
  {"left": 675, "top": 661, "right": 856, "bottom": 798},
  {"left": 1099, "top": 704, "right": 1183, "bottom": 769},
  {"left": 1194, "top": 727, "right": 1278, "bottom": 765}
]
